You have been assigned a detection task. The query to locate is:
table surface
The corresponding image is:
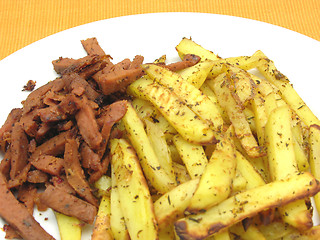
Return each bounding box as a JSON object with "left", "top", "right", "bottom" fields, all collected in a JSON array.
[{"left": 0, "top": 0, "right": 319, "bottom": 60}]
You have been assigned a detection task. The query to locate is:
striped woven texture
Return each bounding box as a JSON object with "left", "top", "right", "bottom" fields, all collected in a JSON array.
[{"left": 0, "top": 0, "right": 319, "bottom": 60}]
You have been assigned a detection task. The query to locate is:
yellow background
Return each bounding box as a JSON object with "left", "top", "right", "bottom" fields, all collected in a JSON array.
[{"left": 0, "top": 0, "right": 319, "bottom": 60}]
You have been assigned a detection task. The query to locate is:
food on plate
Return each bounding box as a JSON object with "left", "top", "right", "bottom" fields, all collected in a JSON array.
[
  {"left": 0, "top": 36, "right": 320, "bottom": 240},
  {"left": 22, "top": 80, "right": 36, "bottom": 92},
  {"left": 175, "top": 171, "right": 319, "bottom": 239}
]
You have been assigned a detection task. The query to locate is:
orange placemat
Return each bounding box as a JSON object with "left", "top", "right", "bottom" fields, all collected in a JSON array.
[{"left": 0, "top": 0, "right": 319, "bottom": 60}]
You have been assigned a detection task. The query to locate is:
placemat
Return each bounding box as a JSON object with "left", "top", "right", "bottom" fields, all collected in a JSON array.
[{"left": 0, "top": 0, "right": 319, "bottom": 60}]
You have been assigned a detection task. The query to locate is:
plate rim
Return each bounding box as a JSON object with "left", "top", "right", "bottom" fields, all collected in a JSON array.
[{"left": 0, "top": 11, "right": 320, "bottom": 239}]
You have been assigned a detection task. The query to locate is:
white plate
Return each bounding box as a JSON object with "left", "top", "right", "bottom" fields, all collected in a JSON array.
[{"left": 0, "top": 12, "right": 319, "bottom": 239}]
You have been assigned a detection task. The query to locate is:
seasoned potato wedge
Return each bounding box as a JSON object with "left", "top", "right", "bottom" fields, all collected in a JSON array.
[
  {"left": 110, "top": 138, "right": 158, "bottom": 240},
  {"left": 249, "top": 72, "right": 278, "bottom": 97},
  {"left": 174, "top": 172, "right": 320, "bottom": 239},
  {"left": 172, "top": 162, "right": 191, "bottom": 184},
  {"left": 251, "top": 94, "right": 268, "bottom": 146},
  {"left": 225, "top": 64, "right": 256, "bottom": 106},
  {"left": 172, "top": 134, "right": 208, "bottom": 179},
  {"left": 199, "top": 82, "right": 229, "bottom": 123},
  {"left": 187, "top": 128, "right": 236, "bottom": 213},
  {"left": 132, "top": 97, "right": 177, "bottom": 139},
  {"left": 154, "top": 178, "right": 199, "bottom": 230},
  {"left": 207, "top": 73, "right": 264, "bottom": 158},
  {"left": 175, "top": 37, "right": 219, "bottom": 61},
  {"left": 92, "top": 175, "right": 113, "bottom": 240},
  {"left": 265, "top": 105, "right": 312, "bottom": 230},
  {"left": 208, "top": 51, "right": 263, "bottom": 79},
  {"left": 309, "top": 124, "right": 320, "bottom": 217},
  {"left": 292, "top": 136, "right": 309, "bottom": 172},
  {"left": 142, "top": 63, "right": 223, "bottom": 132},
  {"left": 55, "top": 212, "right": 81, "bottom": 240},
  {"left": 122, "top": 102, "right": 176, "bottom": 193},
  {"left": 92, "top": 196, "right": 113, "bottom": 240},
  {"left": 128, "top": 78, "right": 217, "bottom": 145},
  {"left": 145, "top": 119, "right": 176, "bottom": 183},
  {"left": 265, "top": 106, "right": 298, "bottom": 179},
  {"left": 110, "top": 167, "right": 130, "bottom": 240},
  {"left": 178, "top": 60, "right": 214, "bottom": 89},
  {"left": 154, "top": 54, "right": 167, "bottom": 64},
  {"left": 231, "top": 169, "right": 248, "bottom": 193},
  {"left": 235, "top": 151, "right": 266, "bottom": 189}
]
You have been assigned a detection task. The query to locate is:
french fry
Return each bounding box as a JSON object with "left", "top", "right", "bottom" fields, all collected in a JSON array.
[
  {"left": 175, "top": 37, "right": 219, "bottom": 61},
  {"left": 54, "top": 212, "right": 81, "bottom": 240},
  {"left": 92, "top": 196, "right": 114, "bottom": 240},
  {"left": 232, "top": 169, "right": 248, "bottom": 193},
  {"left": 207, "top": 73, "right": 264, "bottom": 158},
  {"left": 265, "top": 105, "right": 312, "bottom": 230},
  {"left": 235, "top": 151, "right": 266, "bottom": 190},
  {"left": 224, "top": 65, "right": 256, "bottom": 106},
  {"left": 132, "top": 97, "right": 177, "bottom": 139},
  {"left": 154, "top": 178, "right": 199, "bottom": 230},
  {"left": 154, "top": 54, "right": 167, "bottom": 64},
  {"left": 292, "top": 136, "right": 309, "bottom": 172},
  {"left": 235, "top": 150, "right": 274, "bottom": 223},
  {"left": 309, "top": 124, "right": 320, "bottom": 217},
  {"left": 249, "top": 72, "right": 278, "bottom": 97},
  {"left": 128, "top": 78, "right": 217, "bottom": 145},
  {"left": 174, "top": 172, "right": 320, "bottom": 239},
  {"left": 291, "top": 120, "right": 305, "bottom": 146},
  {"left": 243, "top": 107, "right": 257, "bottom": 135},
  {"left": 264, "top": 92, "right": 281, "bottom": 117},
  {"left": 264, "top": 106, "right": 298, "bottom": 179},
  {"left": 145, "top": 119, "right": 176, "bottom": 183},
  {"left": 179, "top": 60, "right": 214, "bottom": 88},
  {"left": 263, "top": 90, "right": 306, "bottom": 173},
  {"left": 110, "top": 138, "right": 158, "bottom": 240},
  {"left": 257, "top": 54, "right": 320, "bottom": 126},
  {"left": 187, "top": 128, "right": 236, "bottom": 213},
  {"left": 251, "top": 94, "right": 268, "bottom": 146},
  {"left": 208, "top": 50, "right": 263, "bottom": 79},
  {"left": 92, "top": 176, "right": 113, "bottom": 240},
  {"left": 172, "top": 134, "right": 208, "bottom": 179},
  {"left": 172, "top": 162, "right": 191, "bottom": 184},
  {"left": 251, "top": 93, "right": 271, "bottom": 181},
  {"left": 142, "top": 63, "right": 224, "bottom": 133},
  {"left": 291, "top": 119, "right": 310, "bottom": 172},
  {"left": 227, "top": 125, "right": 267, "bottom": 181},
  {"left": 263, "top": 91, "right": 287, "bottom": 117},
  {"left": 110, "top": 167, "right": 130, "bottom": 240},
  {"left": 122, "top": 102, "right": 176, "bottom": 193},
  {"left": 199, "top": 82, "right": 229, "bottom": 124}
]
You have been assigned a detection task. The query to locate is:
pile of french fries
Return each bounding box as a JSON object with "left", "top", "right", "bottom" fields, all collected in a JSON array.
[{"left": 60, "top": 38, "right": 320, "bottom": 240}]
